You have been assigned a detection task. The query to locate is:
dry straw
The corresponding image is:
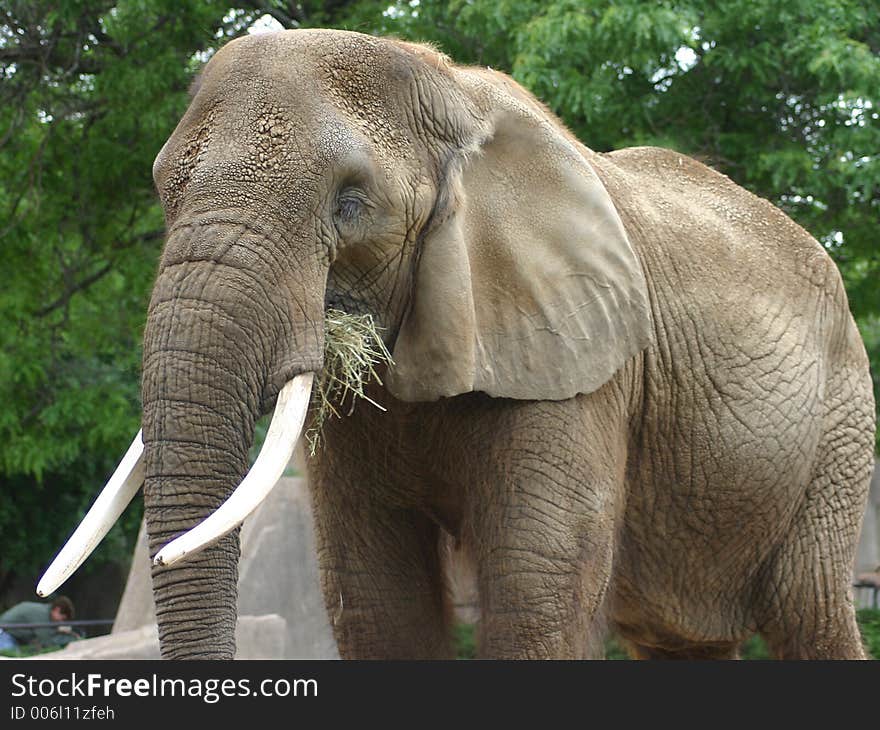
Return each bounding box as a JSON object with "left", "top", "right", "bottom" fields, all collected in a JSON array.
[{"left": 306, "top": 309, "right": 394, "bottom": 455}]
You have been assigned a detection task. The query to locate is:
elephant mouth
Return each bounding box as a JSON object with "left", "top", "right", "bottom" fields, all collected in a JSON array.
[{"left": 306, "top": 308, "right": 394, "bottom": 455}]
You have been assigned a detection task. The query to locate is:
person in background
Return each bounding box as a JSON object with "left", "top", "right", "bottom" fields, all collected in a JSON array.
[{"left": 0, "top": 596, "right": 80, "bottom": 652}]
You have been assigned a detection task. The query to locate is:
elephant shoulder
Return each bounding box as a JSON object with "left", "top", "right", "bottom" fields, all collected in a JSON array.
[
  {"left": 603, "top": 145, "right": 718, "bottom": 181},
  {"left": 597, "top": 145, "right": 762, "bottom": 211},
  {"left": 591, "top": 146, "right": 832, "bottom": 276},
  {"left": 591, "top": 146, "right": 855, "bottom": 341}
]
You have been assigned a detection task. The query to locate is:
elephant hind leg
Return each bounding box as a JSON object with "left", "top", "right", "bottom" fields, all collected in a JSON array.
[
  {"left": 755, "top": 369, "right": 874, "bottom": 660},
  {"left": 755, "top": 525, "right": 867, "bottom": 661},
  {"left": 756, "top": 559, "right": 866, "bottom": 661}
]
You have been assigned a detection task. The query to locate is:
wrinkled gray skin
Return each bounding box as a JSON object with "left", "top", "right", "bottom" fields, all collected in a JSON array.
[{"left": 144, "top": 29, "right": 876, "bottom": 659}]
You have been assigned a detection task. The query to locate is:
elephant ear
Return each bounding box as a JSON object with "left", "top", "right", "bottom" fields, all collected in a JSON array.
[{"left": 386, "top": 67, "right": 653, "bottom": 402}]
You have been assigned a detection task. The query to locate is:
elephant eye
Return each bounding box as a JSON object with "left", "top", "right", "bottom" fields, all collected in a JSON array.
[{"left": 334, "top": 190, "right": 367, "bottom": 228}]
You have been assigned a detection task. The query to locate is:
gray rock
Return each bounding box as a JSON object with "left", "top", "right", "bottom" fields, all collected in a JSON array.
[
  {"left": 234, "top": 614, "right": 290, "bottom": 659},
  {"left": 854, "top": 462, "right": 880, "bottom": 609},
  {"left": 236, "top": 478, "right": 338, "bottom": 658},
  {"left": 40, "top": 624, "right": 160, "bottom": 660},
  {"left": 111, "top": 520, "right": 155, "bottom": 634}
]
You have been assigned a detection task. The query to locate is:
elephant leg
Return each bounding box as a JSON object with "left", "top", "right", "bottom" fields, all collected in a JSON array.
[
  {"left": 310, "top": 478, "right": 454, "bottom": 659},
  {"left": 467, "top": 398, "right": 627, "bottom": 659},
  {"left": 757, "top": 520, "right": 866, "bottom": 661},
  {"left": 756, "top": 378, "right": 873, "bottom": 660},
  {"left": 758, "top": 544, "right": 865, "bottom": 660},
  {"left": 474, "top": 494, "right": 616, "bottom": 659}
]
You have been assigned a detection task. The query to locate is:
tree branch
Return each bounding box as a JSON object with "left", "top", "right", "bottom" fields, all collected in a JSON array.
[
  {"left": 34, "top": 229, "right": 165, "bottom": 318},
  {"left": 240, "top": 1, "right": 303, "bottom": 29},
  {"left": 35, "top": 261, "right": 114, "bottom": 318}
]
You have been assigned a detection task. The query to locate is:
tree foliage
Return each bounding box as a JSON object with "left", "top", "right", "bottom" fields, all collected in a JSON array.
[{"left": 0, "top": 0, "right": 877, "bottom": 584}]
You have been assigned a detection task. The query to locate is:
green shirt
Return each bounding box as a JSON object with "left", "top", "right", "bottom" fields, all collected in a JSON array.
[{"left": 0, "top": 602, "right": 68, "bottom": 648}]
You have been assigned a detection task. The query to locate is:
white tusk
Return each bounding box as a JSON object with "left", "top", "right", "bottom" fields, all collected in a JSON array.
[
  {"left": 153, "top": 372, "right": 314, "bottom": 568},
  {"left": 37, "top": 431, "right": 145, "bottom": 597}
]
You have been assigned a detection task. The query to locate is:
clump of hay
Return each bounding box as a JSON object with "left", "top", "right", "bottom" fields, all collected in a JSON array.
[{"left": 306, "top": 309, "right": 394, "bottom": 456}]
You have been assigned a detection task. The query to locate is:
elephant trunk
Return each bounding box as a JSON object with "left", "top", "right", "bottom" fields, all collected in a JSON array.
[{"left": 141, "top": 249, "right": 322, "bottom": 659}]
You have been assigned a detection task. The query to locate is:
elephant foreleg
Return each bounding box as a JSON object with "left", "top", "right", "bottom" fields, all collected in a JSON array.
[
  {"left": 310, "top": 479, "right": 454, "bottom": 659},
  {"left": 466, "top": 398, "right": 628, "bottom": 659},
  {"left": 476, "top": 522, "right": 616, "bottom": 659}
]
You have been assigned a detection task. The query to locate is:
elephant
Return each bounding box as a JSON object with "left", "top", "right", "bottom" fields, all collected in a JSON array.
[{"left": 39, "top": 29, "right": 876, "bottom": 660}]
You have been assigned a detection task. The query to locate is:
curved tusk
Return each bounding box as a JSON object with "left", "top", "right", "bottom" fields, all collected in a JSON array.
[
  {"left": 153, "top": 372, "right": 314, "bottom": 568},
  {"left": 37, "top": 431, "right": 145, "bottom": 597}
]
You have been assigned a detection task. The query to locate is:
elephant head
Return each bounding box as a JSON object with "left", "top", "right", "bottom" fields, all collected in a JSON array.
[{"left": 39, "top": 30, "right": 652, "bottom": 659}]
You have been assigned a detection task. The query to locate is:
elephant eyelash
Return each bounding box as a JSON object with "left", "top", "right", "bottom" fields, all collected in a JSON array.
[
  {"left": 336, "top": 198, "right": 360, "bottom": 222},
  {"left": 334, "top": 190, "right": 370, "bottom": 227}
]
